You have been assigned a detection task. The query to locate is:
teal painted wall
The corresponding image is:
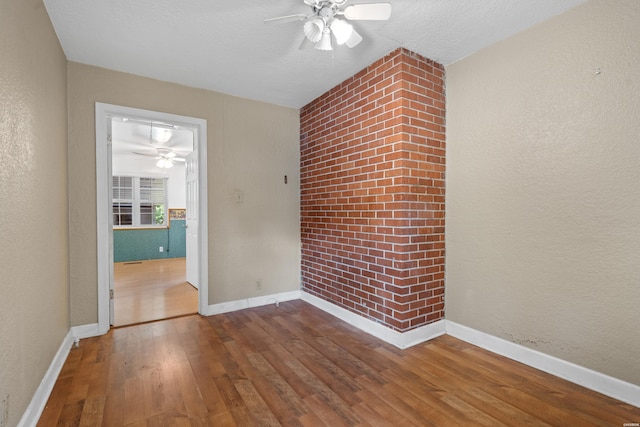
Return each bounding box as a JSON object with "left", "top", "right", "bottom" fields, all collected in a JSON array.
[{"left": 113, "top": 220, "right": 186, "bottom": 262}]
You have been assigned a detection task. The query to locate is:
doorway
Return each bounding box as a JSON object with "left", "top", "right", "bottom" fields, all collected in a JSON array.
[
  {"left": 95, "top": 103, "right": 208, "bottom": 333},
  {"left": 110, "top": 116, "right": 195, "bottom": 326}
]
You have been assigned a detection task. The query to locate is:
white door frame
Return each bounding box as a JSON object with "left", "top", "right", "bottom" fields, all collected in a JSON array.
[
  {"left": 184, "top": 150, "right": 199, "bottom": 288},
  {"left": 95, "top": 102, "right": 208, "bottom": 334}
]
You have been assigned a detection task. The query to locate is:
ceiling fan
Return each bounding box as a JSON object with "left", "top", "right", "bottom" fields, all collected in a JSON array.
[
  {"left": 130, "top": 122, "right": 188, "bottom": 169},
  {"left": 265, "top": 0, "right": 392, "bottom": 51},
  {"left": 132, "top": 147, "right": 186, "bottom": 169}
]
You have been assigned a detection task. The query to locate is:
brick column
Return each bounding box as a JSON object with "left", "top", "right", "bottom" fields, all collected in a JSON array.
[{"left": 301, "top": 48, "right": 445, "bottom": 332}]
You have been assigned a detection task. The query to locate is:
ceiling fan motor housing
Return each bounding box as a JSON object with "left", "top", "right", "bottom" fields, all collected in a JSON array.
[{"left": 314, "top": 1, "right": 339, "bottom": 21}]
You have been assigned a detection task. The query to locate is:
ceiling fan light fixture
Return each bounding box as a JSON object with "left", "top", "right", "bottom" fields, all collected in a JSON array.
[
  {"left": 156, "top": 128, "right": 172, "bottom": 143},
  {"left": 345, "top": 27, "right": 363, "bottom": 48},
  {"left": 303, "top": 18, "right": 324, "bottom": 43},
  {"left": 157, "top": 147, "right": 176, "bottom": 158},
  {"left": 315, "top": 28, "right": 333, "bottom": 50},
  {"left": 156, "top": 158, "right": 174, "bottom": 169},
  {"left": 330, "top": 18, "right": 353, "bottom": 45}
]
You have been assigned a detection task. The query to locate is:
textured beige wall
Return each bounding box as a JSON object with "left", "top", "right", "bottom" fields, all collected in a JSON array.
[
  {"left": 446, "top": 0, "right": 640, "bottom": 385},
  {"left": 67, "top": 63, "right": 300, "bottom": 325},
  {"left": 0, "top": 0, "right": 69, "bottom": 425}
]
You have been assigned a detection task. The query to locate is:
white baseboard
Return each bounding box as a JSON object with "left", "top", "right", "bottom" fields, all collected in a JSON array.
[
  {"left": 16, "top": 330, "right": 74, "bottom": 427},
  {"left": 300, "top": 291, "right": 446, "bottom": 349},
  {"left": 205, "top": 290, "right": 301, "bottom": 316},
  {"left": 446, "top": 321, "right": 640, "bottom": 408},
  {"left": 71, "top": 323, "right": 101, "bottom": 341}
]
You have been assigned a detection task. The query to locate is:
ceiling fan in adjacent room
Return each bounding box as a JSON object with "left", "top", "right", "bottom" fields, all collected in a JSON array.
[
  {"left": 133, "top": 147, "right": 186, "bottom": 169},
  {"left": 265, "top": 0, "right": 392, "bottom": 51},
  {"left": 128, "top": 121, "right": 190, "bottom": 169}
]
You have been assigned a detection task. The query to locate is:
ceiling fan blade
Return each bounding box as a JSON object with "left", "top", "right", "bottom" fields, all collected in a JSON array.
[
  {"left": 345, "top": 27, "right": 363, "bottom": 48},
  {"left": 172, "top": 158, "right": 186, "bottom": 162},
  {"left": 132, "top": 151, "right": 157, "bottom": 158},
  {"left": 264, "top": 14, "right": 308, "bottom": 26},
  {"left": 343, "top": 3, "right": 392, "bottom": 21}
]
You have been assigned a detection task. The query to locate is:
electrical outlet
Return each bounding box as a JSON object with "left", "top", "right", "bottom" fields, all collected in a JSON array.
[
  {"left": 1, "top": 394, "right": 9, "bottom": 427},
  {"left": 159, "top": 246, "right": 164, "bottom": 253},
  {"left": 256, "top": 280, "right": 262, "bottom": 290}
]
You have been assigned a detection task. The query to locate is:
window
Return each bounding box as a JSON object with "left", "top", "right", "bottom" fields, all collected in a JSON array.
[
  {"left": 112, "top": 176, "right": 133, "bottom": 226},
  {"left": 112, "top": 176, "right": 167, "bottom": 227}
]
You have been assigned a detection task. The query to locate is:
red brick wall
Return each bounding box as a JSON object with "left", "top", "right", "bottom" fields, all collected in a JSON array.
[{"left": 300, "top": 48, "right": 445, "bottom": 332}]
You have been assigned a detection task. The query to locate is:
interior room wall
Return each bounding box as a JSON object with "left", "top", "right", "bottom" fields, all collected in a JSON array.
[
  {"left": 445, "top": 0, "right": 640, "bottom": 386},
  {"left": 0, "top": 0, "right": 69, "bottom": 425},
  {"left": 112, "top": 156, "right": 187, "bottom": 262},
  {"left": 112, "top": 154, "right": 186, "bottom": 209},
  {"left": 67, "top": 63, "right": 301, "bottom": 325}
]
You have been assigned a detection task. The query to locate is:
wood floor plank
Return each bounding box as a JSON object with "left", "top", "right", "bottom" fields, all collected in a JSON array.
[
  {"left": 141, "top": 367, "right": 165, "bottom": 419},
  {"left": 298, "top": 411, "right": 328, "bottom": 427},
  {"left": 175, "top": 361, "right": 210, "bottom": 420},
  {"left": 381, "top": 368, "right": 489, "bottom": 426},
  {"left": 113, "top": 258, "right": 197, "bottom": 327},
  {"left": 463, "top": 387, "right": 552, "bottom": 426},
  {"left": 459, "top": 343, "right": 640, "bottom": 423},
  {"left": 157, "top": 357, "right": 189, "bottom": 420},
  {"left": 296, "top": 353, "right": 362, "bottom": 407},
  {"left": 37, "top": 377, "right": 74, "bottom": 427},
  {"left": 223, "top": 340, "right": 300, "bottom": 425},
  {"left": 185, "top": 355, "right": 229, "bottom": 416},
  {"left": 302, "top": 394, "right": 351, "bottom": 427},
  {"left": 383, "top": 380, "right": 461, "bottom": 425},
  {"left": 285, "top": 358, "right": 361, "bottom": 425},
  {"left": 123, "top": 375, "right": 145, "bottom": 425},
  {"left": 381, "top": 343, "right": 566, "bottom": 425},
  {"left": 261, "top": 346, "right": 317, "bottom": 400},
  {"left": 206, "top": 411, "right": 237, "bottom": 426},
  {"left": 291, "top": 339, "right": 362, "bottom": 403},
  {"left": 354, "top": 385, "right": 421, "bottom": 427},
  {"left": 77, "top": 396, "right": 105, "bottom": 427},
  {"left": 85, "top": 360, "right": 109, "bottom": 400},
  {"left": 38, "top": 301, "right": 640, "bottom": 426},
  {"left": 408, "top": 340, "right": 616, "bottom": 426},
  {"left": 215, "top": 373, "right": 257, "bottom": 426},
  {"left": 234, "top": 379, "right": 282, "bottom": 427},
  {"left": 313, "top": 336, "right": 387, "bottom": 386},
  {"left": 351, "top": 400, "right": 396, "bottom": 427},
  {"left": 101, "top": 391, "right": 124, "bottom": 426},
  {"left": 246, "top": 352, "right": 308, "bottom": 418},
  {"left": 55, "top": 399, "right": 84, "bottom": 427},
  {"left": 245, "top": 310, "right": 293, "bottom": 348}
]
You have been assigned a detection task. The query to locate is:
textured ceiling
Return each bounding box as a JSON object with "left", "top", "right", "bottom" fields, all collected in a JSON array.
[{"left": 43, "top": 0, "right": 585, "bottom": 109}]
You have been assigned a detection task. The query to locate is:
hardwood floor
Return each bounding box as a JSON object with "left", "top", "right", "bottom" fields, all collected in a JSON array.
[
  {"left": 113, "top": 258, "right": 198, "bottom": 327},
  {"left": 38, "top": 300, "right": 639, "bottom": 426}
]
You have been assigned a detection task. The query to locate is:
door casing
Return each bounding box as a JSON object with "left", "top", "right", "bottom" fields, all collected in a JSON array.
[
  {"left": 185, "top": 150, "right": 199, "bottom": 288},
  {"left": 95, "top": 102, "right": 208, "bottom": 333}
]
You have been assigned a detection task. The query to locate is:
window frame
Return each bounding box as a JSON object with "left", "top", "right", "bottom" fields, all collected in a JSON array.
[{"left": 112, "top": 175, "right": 168, "bottom": 229}]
